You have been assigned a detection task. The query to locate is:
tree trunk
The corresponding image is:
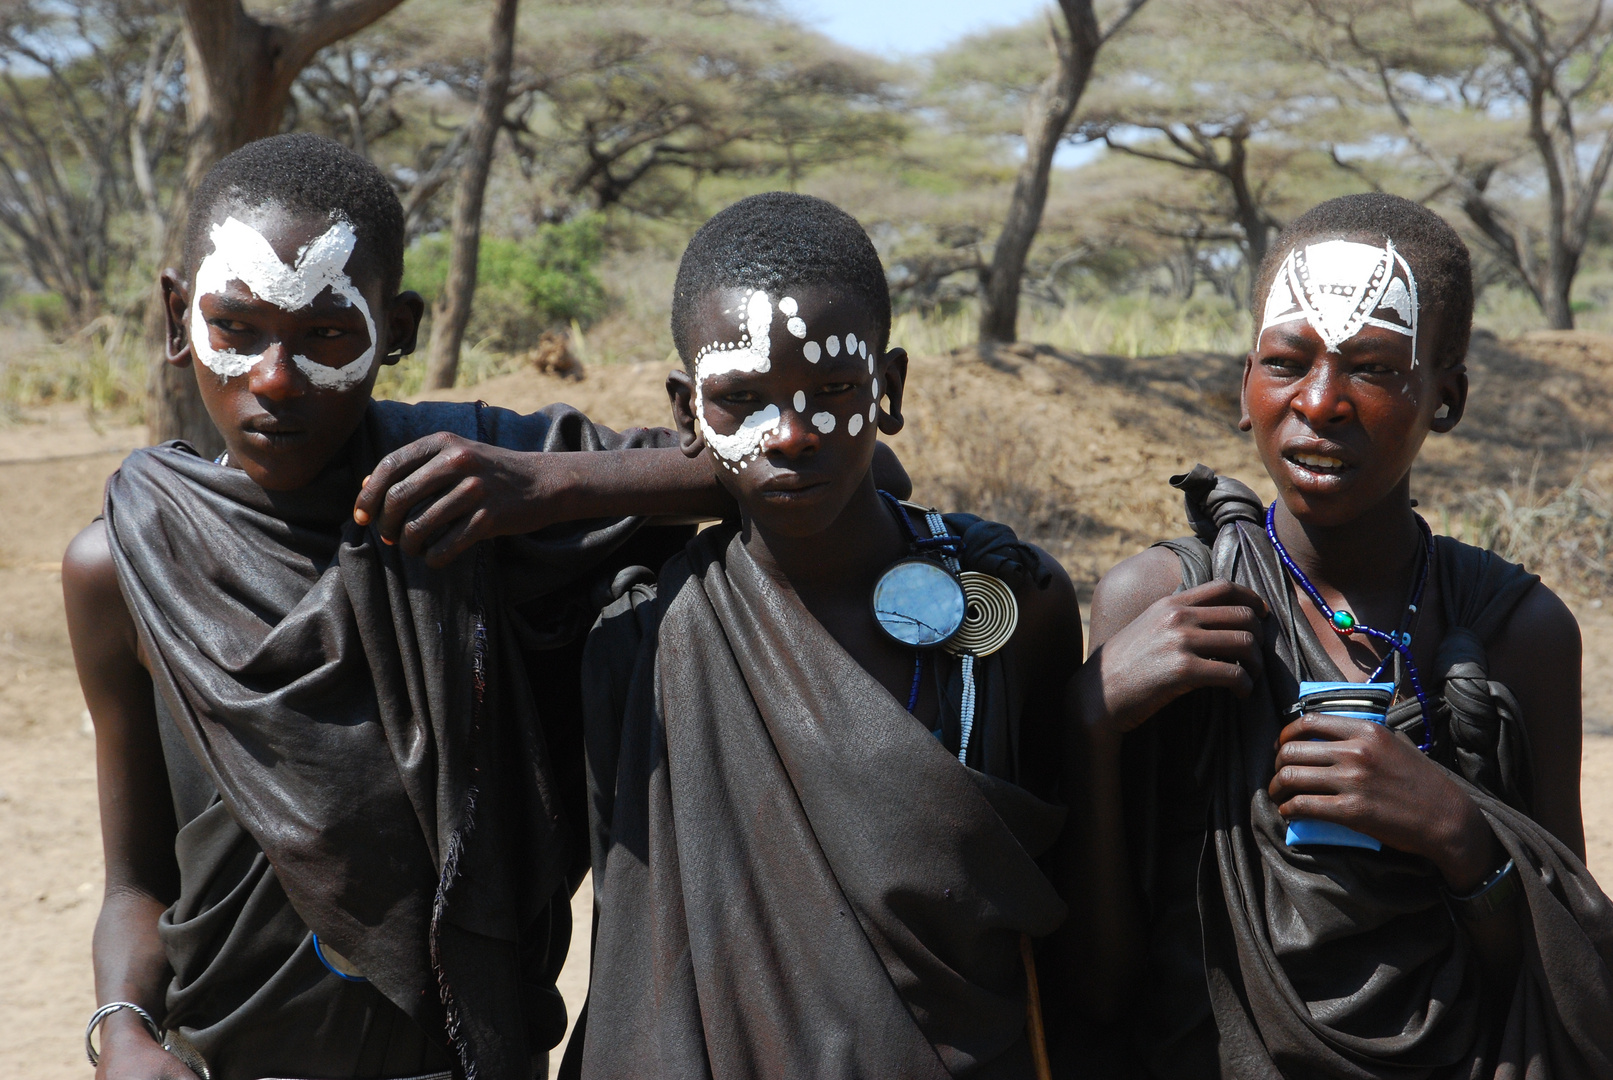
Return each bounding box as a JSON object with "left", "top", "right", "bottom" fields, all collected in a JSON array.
[
  {"left": 422, "top": 0, "right": 518, "bottom": 390},
  {"left": 978, "top": 0, "right": 1104, "bottom": 346},
  {"left": 148, "top": 0, "right": 408, "bottom": 452}
]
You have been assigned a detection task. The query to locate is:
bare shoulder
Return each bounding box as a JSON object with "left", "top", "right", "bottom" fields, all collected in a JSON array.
[
  {"left": 1088, "top": 546, "right": 1184, "bottom": 649},
  {"left": 63, "top": 518, "right": 118, "bottom": 605},
  {"left": 1486, "top": 578, "right": 1585, "bottom": 853},
  {"left": 1487, "top": 579, "right": 1581, "bottom": 725},
  {"left": 62, "top": 518, "right": 139, "bottom": 661}
]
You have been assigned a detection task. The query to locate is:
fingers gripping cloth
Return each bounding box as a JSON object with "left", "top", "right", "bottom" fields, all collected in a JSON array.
[{"left": 1436, "top": 627, "right": 1534, "bottom": 812}]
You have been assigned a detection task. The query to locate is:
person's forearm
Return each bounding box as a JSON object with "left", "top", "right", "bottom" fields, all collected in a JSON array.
[
  {"left": 92, "top": 889, "right": 174, "bottom": 1052},
  {"left": 542, "top": 447, "right": 733, "bottom": 525}
]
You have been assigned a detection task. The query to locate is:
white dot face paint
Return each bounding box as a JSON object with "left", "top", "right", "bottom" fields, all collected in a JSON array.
[
  {"left": 859, "top": 340, "right": 867, "bottom": 359},
  {"left": 803, "top": 340, "right": 821, "bottom": 363},
  {"left": 793, "top": 390, "right": 806, "bottom": 412},
  {"left": 845, "top": 332, "right": 858, "bottom": 355},
  {"left": 826, "top": 335, "right": 841, "bottom": 357},
  {"left": 869, "top": 403, "right": 877, "bottom": 423},
  {"left": 189, "top": 215, "right": 377, "bottom": 390},
  {"left": 695, "top": 289, "right": 784, "bottom": 466},
  {"left": 848, "top": 412, "right": 863, "bottom": 436},
  {"left": 786, "top": 317, "right": 807, "bottom": 339},
  {"left": 1260, "top": 238, "right": 1419, "bottom": 366},
  {"left": 810, "top": 411, "right": 836, "bottom": 434},
  {"left": 779, "top": 296, "right": 798, "bottom": 316}
]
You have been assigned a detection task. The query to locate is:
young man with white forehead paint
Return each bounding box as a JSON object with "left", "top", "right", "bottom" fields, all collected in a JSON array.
[
  {"left": 569, "top": 192, "right": 1111, "bottom": 1079},
  {"left": 65, "top": 134, "right": 903, "bottom": 1080},
  {"left": 1075, "top": 193, "right": 1613, "bottom": 1078}
]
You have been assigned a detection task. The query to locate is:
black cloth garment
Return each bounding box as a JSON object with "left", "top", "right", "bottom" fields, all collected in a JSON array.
[
  {"left": 1122, "top": 466, "right": 1613, "bottom": 1080},
  {"left": 104, "top": 399, "right": 682, "bottom": 1080},
  {"left": 576, "top": 520, "right": 1068, "bottom": 1079}
]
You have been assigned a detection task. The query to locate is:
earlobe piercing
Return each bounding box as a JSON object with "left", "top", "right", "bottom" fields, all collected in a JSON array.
[{"left": 1434, "top": 404, "right": 1451, "bottom": 420}]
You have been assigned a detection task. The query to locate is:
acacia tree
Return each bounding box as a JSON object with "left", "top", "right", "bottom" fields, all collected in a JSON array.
[
  {"left": 422, "top": 0, "right": 517, "bottom": 390},
  {"left": 975, "top": 0, "right": 1146, "bottom": 346},
  {"left": 1071, "top": 0, "right": 1365, "bottom": 300},
  {"left": 0, "top": 1, "right": 184, "bottom": 326},
  {"left": 1259, "top": 0, "right": 1613, "bottom": 329},
  {"left": 152, "top": 0, "right": 410, "bottom": 453}
]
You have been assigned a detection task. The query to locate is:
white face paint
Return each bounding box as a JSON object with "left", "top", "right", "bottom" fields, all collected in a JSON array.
[
  {"left": 793, "top": 390, "right": 806, "bottom": 412},
  {"left": 189, "top": 215, "right": 379, "bottom": 390},
  {"left": 845, "top": 332, "right": 858, "bottom": 355},
  {"left": 810, "top": 411, "right": 836, "bottom": 434},
  {"left": 1260, "top": 238, "right": 1419, "bottom": 366},
  {"left": 826, "top": 335, "right": 841, "bottom": 357},
  {"left": 695, "top": 289, "right": 783, "bottom": 467},
  {"left": 848, "top": 412, "right": 864, "bottom": 436},
  {"left": 803, "top": 340, "right": 821, "bottom": 363}
]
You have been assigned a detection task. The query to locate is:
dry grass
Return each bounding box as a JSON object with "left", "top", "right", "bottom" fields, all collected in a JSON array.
[
  {"left": 1439, "top": 463, "right": 1613, "bottom": 598},
  {"left": 0, "top": 319, "right": 147, "bottom": 424}
]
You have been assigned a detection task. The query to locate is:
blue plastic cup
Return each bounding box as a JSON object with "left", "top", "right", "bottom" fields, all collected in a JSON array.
[{"left": 1283, "top": 681, "right": 1396, "bottom": 851}]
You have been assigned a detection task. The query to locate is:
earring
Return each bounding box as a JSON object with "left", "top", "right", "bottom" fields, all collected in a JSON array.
[{"left": 1434, "top": 404, "right": 1451, "bottom": 420}]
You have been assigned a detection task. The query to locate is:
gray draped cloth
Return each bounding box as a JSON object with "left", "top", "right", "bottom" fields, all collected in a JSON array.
[
  {"left": 1121, "top": 466, "right": 1613, "bottom": 1080},
  {"left": 576, "top": 520, "right": 1068, "bottom": 1079},
  {"left": 104, "top": 399, "right": 682, "bottom": 1080}
]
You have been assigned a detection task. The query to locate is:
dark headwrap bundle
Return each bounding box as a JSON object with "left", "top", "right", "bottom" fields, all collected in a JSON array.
[
  {"left": 1125, "top": 466, "right": 1613, "bottom": 1079},
  {"left": 104, "top": 400, "right": 679, "bottom": 1079}
]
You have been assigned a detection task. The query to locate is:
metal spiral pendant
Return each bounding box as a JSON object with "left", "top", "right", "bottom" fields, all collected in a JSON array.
[{"left": 943, "top": 572, "right": 1018, "bottom": 657}]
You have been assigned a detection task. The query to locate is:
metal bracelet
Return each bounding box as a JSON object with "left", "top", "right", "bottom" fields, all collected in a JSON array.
[
  {"left": 85, "top": 1000, "right": 162, "bottom": 1066},
  {"left": 1445, "top": 857, "right": 1521, "bottom": 922}
]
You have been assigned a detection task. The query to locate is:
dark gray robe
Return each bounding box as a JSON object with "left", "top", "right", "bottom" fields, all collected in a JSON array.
[
  {"left": 1122, "top": 468, "right": 1613, "bottom": 1080},
  {"left": 105, "top": 400, "right": 682, "bottom": 1080},
  {"left": 576, "top": 521, "right": 1068, "bottom": 1079}
]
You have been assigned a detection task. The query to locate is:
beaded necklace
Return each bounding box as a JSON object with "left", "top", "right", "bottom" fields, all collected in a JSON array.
[{"left": 1264, "top": 501, "right": 1436, "bottom": 752}]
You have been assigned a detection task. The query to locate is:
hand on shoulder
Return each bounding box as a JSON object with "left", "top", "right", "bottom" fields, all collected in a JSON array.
[{"left": 1075, "top": 547, "right": 1267, "bottom": 740}]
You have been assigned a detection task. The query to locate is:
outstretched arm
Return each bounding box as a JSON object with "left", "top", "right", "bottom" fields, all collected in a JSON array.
[
  {"left": 63, "top": 523, "right": 194, "bottom": 1080},
  {"left": 351, "top": 432, "right": 913, "bottom": 568}
]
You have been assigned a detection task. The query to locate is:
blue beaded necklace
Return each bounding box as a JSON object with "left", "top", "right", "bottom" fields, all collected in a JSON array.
[{"left": 1264, "top": 502, "right": 1436, "bottom": 752}]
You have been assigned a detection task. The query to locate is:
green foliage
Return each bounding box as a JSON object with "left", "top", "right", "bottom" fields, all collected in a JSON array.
[{"left": 404, "top": 215, "right": 607, "bottom": 351}]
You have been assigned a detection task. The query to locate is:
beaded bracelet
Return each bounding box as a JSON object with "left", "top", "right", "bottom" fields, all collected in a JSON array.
[
  {"left": 1445, "top": 858, "right": 1521, "bottom": 923},
  {"left": 85, "top": 1000, "right": 162, "bottom": 1066}
]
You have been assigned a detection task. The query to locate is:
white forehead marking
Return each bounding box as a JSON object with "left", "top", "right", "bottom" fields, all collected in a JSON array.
[
  {"left": 826, "top": 335, "right": 840, "bottom": 357},
  {"left": 189, "top": 215, "right": 377, "bottom": 390},
  {"left": 848, "top": 412, "right": 863, "bottom": 436},
  {"left": 1260, "top": 238, "right": 1419, "bottom": 367},
  {"left": 779, "top": 296, "right": 798, "bottom": 316},
  {"left": 786, "top": 317, "right": 807, "bottom": 339},
  {"left": 810, "top": 411, "right": 836, "bottom": 434},
  {"left": 694, "top": 289, "right": 783, "bottom": 464},
  {"left": 803, "top": 340, "right": 821, "bottom": 363},
  {"left": 793, "top": 390, "right": 805, "bottom": 412}
]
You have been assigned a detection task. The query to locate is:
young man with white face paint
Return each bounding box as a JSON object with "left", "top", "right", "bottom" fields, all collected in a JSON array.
[
  {"left": 1074, "top": 194, "right": 1611, "bottom": 1078},
  {"left": 60, "top": 133, "right": 765, "bottom": 1080},
  {"left": 572, "top": 193, "right": 1097, "bottom": 1079}
]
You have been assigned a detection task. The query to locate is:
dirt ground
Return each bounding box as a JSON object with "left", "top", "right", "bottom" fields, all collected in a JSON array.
[{"left": 3, "top": 335, "right": 1611, "bottom": 1076}]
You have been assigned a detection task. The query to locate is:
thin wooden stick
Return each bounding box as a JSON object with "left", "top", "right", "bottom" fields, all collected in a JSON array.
[{"left": 1021, "top": 933, "right": 1053, "bottom": 1080}]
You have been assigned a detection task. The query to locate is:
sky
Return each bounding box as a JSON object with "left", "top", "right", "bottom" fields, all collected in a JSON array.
[{"left": 779, "top": 0, "right": 1050, "bottom": 57}]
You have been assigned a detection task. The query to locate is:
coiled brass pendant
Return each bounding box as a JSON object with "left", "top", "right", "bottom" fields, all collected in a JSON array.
[{"left": 943, "top": 572, "right": 1018, "bottom": 657}]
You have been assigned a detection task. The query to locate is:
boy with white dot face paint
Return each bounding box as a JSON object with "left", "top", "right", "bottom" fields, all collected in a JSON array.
[{"left": 582, "top": 192, "right": 1089, "bottom": 1076}]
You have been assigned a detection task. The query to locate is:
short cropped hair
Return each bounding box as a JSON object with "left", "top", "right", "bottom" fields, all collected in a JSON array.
[
  {"left": 671, "top": 192, "right": 891, "bottom": 363},
  {"left": 185, "top": 133, "right": 405, "bottom": 298},
  {"left": 1252, "top": 193, "right": 1473, "bottom": 371}
]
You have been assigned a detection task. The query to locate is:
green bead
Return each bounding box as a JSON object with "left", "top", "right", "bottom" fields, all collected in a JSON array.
[{"left": 1331, "top": 610, "right": 1356, "bottom": 633}]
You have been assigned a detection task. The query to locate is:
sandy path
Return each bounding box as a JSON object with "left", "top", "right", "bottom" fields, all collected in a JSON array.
[{"left": 2, "top": 349, "right": 1609, "bottom": 1076}]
